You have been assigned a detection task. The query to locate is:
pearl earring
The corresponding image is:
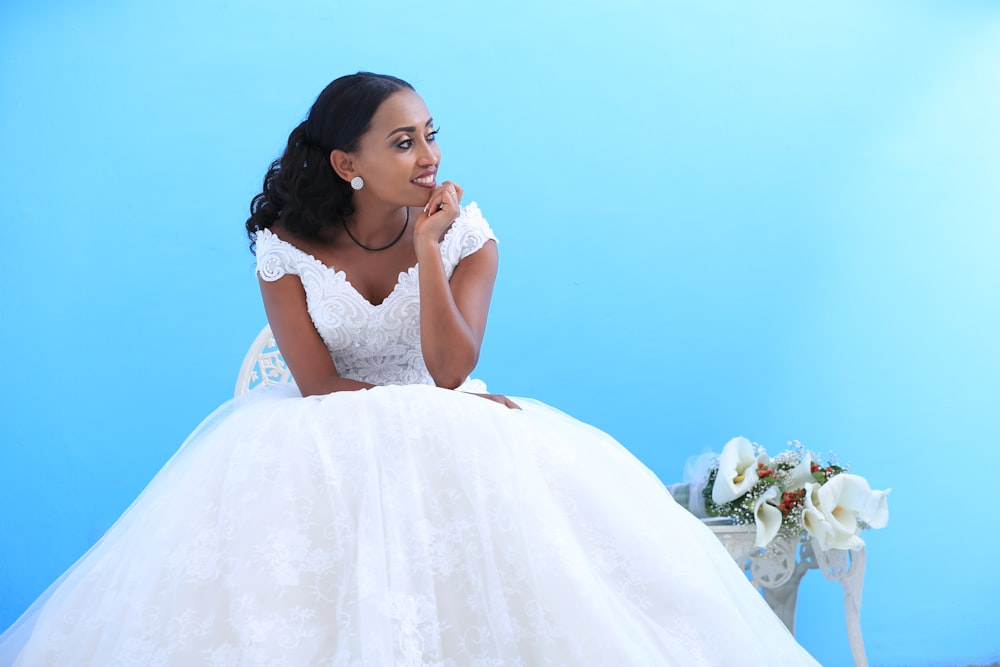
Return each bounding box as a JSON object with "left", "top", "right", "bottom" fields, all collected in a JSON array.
[{"left": 350, "top": 176, "right": 364, "bottom": 191}]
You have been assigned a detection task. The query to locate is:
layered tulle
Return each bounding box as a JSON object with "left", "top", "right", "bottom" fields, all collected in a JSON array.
[{"left": 1, "top": 384, "right": 818, "bottom": 666}]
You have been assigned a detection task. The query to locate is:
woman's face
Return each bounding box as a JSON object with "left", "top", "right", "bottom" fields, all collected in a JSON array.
[{"left": 349, "top": 89, "right": 441, "bottom": 207}]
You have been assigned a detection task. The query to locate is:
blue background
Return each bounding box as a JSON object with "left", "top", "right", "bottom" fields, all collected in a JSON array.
[{"left": 2, "top": 1, "right": 999, "bottom": 665}]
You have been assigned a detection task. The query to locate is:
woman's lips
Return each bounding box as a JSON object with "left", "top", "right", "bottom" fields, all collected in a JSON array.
[{"left": 411, "top": 173, "right": 437, "bottom": 188}]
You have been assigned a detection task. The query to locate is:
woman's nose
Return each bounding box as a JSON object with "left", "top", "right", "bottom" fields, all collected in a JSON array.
[{"left": 416, "top": 139, "right": 439, "bottom": 166}]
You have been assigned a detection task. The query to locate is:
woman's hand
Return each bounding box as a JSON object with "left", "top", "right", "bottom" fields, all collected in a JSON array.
[
  {"left": 472, "top": 393, "right": 521, "bottom": 410},
  {"left": 414, "top": 181, "right": 463, "bottom": 249}
]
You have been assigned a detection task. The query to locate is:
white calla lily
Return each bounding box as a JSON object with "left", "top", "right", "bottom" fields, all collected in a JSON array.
[
  {"left": 801, "top": 482, "right": 850, "bottom": 550},
  {"left": 802, "top": 474, "right": 890, "bottom": 551},
  {"left": 711, "top": 437, "right": 763, "bottom": 504},
  {"left": 784, "top": 453, "right": 815, "bottom": 491},
  {"left": 818, "top": 473, "right": 891, "bottom": 530},
  {"left": 752, "top": 486, "right": 783, "bottom": 548}
]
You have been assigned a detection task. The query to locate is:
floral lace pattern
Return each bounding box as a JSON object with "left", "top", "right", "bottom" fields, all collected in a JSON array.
[{"left": 254, "top": 203, "right": 496, "bottom": 387}]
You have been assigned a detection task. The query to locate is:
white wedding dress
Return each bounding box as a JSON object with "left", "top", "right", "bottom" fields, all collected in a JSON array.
[{"left": 0, "top": 204, "right": 819, "bottom": 666}]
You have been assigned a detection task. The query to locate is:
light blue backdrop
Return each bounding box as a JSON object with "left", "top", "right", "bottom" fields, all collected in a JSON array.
[{"left": 2, "top": 1, "right": 998, "bottom": 665}]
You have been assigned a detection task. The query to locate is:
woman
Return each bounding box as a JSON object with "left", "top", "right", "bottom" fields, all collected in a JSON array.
[{"left": 0, "top": 73, "right": 819, "bottom": 666}]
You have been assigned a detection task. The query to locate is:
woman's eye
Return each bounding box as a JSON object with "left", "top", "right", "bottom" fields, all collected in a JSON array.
[{"left": 396, "top": 129, "right": 438, "bottom": 150}]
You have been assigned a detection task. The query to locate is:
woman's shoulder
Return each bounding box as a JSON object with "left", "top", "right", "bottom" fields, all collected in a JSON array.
[
  {"left": 255, "top": 224, "right": 314, "bottom": 281},
  {"left": 449, "top": 202, "right": 496, "bottom": 241},
  {"left": 440, "top": 202, "right": 498, "bottom": 269},
  {"left": 456, "top": 201, "right": 486, "bottom": 223}
]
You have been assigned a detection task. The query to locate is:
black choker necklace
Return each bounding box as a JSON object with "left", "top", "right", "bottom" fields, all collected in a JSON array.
[{"left": 343, "top": 208, "right": 409, "bottom": 252}]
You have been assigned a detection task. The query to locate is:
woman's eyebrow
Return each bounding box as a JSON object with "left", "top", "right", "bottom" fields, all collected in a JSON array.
[{"left": 385, "top": 118, "right": 434, "bottom": 138}]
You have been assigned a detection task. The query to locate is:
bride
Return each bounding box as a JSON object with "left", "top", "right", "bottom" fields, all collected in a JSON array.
[{"left": 0, "top": 72, "right": 819, "bottom": 666}]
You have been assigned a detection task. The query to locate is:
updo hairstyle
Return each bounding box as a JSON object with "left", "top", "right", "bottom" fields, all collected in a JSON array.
[{"left": 245, "top": 72, "right": 414, "bottom": 253}]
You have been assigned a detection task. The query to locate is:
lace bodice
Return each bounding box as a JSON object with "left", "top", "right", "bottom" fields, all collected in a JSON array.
[{"left": 255, "top": 203, "right": 496, "bottom": 386}]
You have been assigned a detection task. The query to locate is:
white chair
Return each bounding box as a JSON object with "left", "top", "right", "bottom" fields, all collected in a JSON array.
[
  {"left": 709, "top": 523, "right": 868, "bottom": 666},
  {"left": 667, "top": 484, "right": 869, "bottom": 667},
  {"left": 234, "top": 325, "right": 295, "bottom": 397}
]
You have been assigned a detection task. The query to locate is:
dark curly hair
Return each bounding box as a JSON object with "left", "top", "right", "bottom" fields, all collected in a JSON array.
[{"left": 245, "top": 72, "right": 414, "bottom": 253}]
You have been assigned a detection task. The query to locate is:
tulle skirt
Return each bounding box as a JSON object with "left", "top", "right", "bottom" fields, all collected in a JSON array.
[{"left": 0, "top": 384, "right": 819, "bottom": 666}]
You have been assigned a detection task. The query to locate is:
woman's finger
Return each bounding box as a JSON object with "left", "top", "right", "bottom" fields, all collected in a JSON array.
[
  {"left": 438, "top": 181, "right": 462, "bottom": 203},
  {"left": 424, "top": 183, "right": 460, "bottom": 216},
  {"left": 423, "top": 185, "right": 451, "bottom": 215},
  {"left": 441, "top": 188, "right": 458, "bottom": 211},
  {"left": 473, "top": 392, "right": 520, "bottom": 410},
  {"left": 502, "top": 395, "right": 521, "bottom": 410}
]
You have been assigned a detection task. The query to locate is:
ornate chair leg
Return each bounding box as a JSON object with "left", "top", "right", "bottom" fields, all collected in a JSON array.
[
  {"left": 759, "top": 549, "right": 813, "bottom": 633},
  {"left": 841, "top": 548, "right": 868, "bottom": 667},
  {"left": 815, "top": 546, "right": 870, "bottom": 667},
  {"left": 748, "top": 536, "right": 813, "bottom": 634}
]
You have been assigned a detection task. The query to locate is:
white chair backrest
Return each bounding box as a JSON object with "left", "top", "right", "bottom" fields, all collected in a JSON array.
[{"left": 234, "top": 324, "right": 295, "bottom": 396}]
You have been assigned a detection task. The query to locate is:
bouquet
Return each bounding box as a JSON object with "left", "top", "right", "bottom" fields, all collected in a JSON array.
[{"left": 702, "top": 437, "right": 890, "bottom": 551}]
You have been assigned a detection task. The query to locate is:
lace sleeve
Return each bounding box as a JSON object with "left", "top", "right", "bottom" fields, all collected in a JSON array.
[
  {"left": 440, "top": 202, "right": 498, "bottom": 277},
  {"left": 255, "top": 228, "right": 299, "bottom": 282}
]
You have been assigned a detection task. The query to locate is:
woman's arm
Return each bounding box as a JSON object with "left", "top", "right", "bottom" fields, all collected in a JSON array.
[
  {"left": 413, "top": 183, "right": 498, "bottom": 389},
  {"left": 258, "top": 273, "right": 373, "bottom": 397}
]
